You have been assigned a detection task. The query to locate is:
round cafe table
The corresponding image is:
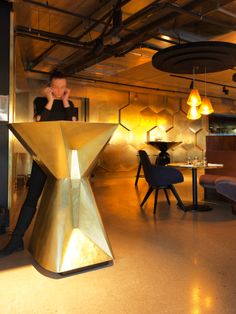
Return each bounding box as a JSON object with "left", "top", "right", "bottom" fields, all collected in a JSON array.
[{"left": 168, "top": 162, "right": 224, "bottom": 211}]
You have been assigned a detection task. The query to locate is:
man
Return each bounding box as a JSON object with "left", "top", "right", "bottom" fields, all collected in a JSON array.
[{"left": 0, "top": 70, "right": 75, "bottom": 257}]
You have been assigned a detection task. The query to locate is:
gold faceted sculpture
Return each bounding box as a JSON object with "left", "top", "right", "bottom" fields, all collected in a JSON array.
[{"left": 8, "top": 121, "right": 117, "bottom": 274}]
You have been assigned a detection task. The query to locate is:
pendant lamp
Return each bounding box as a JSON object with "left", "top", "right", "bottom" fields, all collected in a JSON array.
[
  {"left": 198, "top": 68, "right": 214, "bottom": 115},
  {"left": 187, "top": 67, "right": 201, "bottom": 107},
  {"left": 187, "top": 89, "right": 202, "bottom": 107},
  {"left": 199, "top": 97, "right": 214, "bottom": 115}
]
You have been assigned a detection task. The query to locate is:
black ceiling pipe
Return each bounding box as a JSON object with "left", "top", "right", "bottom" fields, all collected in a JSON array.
[
  {"left": 58, "top": 0, "right": 165, "bottom": 71},
  {"left": 19, "top": 0, "right": 235, "bottom": 74},
  {"left": 15, "top": 25, "right": 92, "bottom": 49},
  {"left": 16, "top": 32, "right": 90, "bottom": 50},
  {"left": 27, "top": 0, "right": 131, "bottom": 69},
  {"left": 62, "top": 0, "right": 216, "bottom": 74}
]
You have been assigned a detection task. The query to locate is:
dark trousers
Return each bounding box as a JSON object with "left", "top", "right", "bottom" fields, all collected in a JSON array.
[
  {"left": 24, "top": 161, "right": 47, "bottom": 208},
  {"left": 14, "top": 161, "right": 47, "bottom": 237}
]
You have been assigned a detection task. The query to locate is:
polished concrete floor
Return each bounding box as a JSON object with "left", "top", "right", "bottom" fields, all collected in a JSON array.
[{"left": 0, "top": 169, "right": 236, "bottom": 314}]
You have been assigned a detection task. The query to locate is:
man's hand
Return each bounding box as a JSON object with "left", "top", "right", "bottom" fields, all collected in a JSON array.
[
  {"left": 44, "top": 87, "right": 54, "bottom": 110},
  {"left": 44, "top": 87, "right": 54, "bottom": 103},
  {"left": 62, "top": 88, "right": 70, "bottom": 107}
]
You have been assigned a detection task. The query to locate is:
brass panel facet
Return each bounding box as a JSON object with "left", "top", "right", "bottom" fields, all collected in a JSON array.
[
  {"left": 9, "top": 122, "right": 117, "bottom": 273},
  {"left": 156, "top": 109, "right": 173, "bottom": 132},
  {"left": 188, "top": 119, "right": 203, "bottom": 134}
]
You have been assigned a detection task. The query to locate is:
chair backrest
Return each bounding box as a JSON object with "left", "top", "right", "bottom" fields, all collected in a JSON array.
[
  {"left": 138, "top": 150, "right": 184, "bottom": 187},
  {"left": 138, "top": 150, "right": 155, "bottom": 185}
]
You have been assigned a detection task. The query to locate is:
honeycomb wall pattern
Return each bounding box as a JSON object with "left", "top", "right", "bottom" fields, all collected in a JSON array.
[
  {"left": 66, "top": 85, "right": 235, "bottom": 172},
  {"left": 88, "top": 90, "right": 210, "bottom": 171}
]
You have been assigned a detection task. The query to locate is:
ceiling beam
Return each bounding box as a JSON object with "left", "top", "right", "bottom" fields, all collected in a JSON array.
[
  {"left": 62, "top": 0, "right": 210, "bottom": 74},
  {"left": 164, "top": 2, "right": 236, "bottom": 31},
  {"left": 26, "top": 0, "right": 131, "bottom": 69},
  {"left": 22, "top": 0, "right": 110, "bottom": 25}
]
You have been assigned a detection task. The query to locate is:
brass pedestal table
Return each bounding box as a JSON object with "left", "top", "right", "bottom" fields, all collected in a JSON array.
[
  {"left": 168, "top": 162, "right": 223, "bottom": 211},
  {"left": 8, "top": 121, "right": 117, "bottom": 274}
]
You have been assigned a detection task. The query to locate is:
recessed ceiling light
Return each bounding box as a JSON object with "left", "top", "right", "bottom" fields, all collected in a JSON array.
[{"left": 160, "top": 35, "right": 171, "bottom": 41}]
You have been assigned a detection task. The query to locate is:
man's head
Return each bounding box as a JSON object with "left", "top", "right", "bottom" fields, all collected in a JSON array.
[{"left": 49, "top": 70, "right": 67, "bottom": 99}]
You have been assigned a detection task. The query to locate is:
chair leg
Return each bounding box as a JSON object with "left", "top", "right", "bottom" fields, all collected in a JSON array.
[
  {"left": 169, "top": 185, "right": 186, "bottom": 211},
  {"left": 164, "top": 188, "right": 170, "bottom": 205},
  {"left": 140, "top": 187, "right": 153, "bottom": 207},
  {"left": 135, "top": 161, "right": 142, "bottom": 186},
  {"left": 154, "top": 189, "right": 159, "bottom": 215}
]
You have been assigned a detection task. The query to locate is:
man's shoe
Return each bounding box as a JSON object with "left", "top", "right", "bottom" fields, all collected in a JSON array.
[{"left": 0, "top": 236, "right": 24, "bottom": 257}]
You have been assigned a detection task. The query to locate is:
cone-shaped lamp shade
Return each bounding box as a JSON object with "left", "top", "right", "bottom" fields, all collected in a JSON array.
[
  {"left": 187, "top": 89, "right": 202, "bottom": 106},
  {"left": 187, "top": 106, "right": 201, "bottom": 120},
  {"left": 198, "top": 97, "right": 214, "bottom": 115}
]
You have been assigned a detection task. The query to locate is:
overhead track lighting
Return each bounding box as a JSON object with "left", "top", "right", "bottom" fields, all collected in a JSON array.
[
  {"left": 222, "top": 85, "right": 229, "bottom": 95},
  {"left": 189, "top": 80, "right": 193, "bottom": 90}
]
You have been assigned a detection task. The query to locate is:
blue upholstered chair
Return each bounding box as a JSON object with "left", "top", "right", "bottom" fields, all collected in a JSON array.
[{"left": 138, "top": 150, "right": 185, "bottom": 214}]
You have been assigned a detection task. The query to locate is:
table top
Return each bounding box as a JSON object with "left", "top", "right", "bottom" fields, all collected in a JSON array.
[
  {"left": 146, "top": 141, "right": 182, "bottom": 150},
  {"left": 168, "top": 162, "right": 224, "bottom": 169}
]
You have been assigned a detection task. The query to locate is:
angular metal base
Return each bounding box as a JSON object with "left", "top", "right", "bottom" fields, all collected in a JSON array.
[{"left": 9, "top": 122, "right": 117, "bottom": 274}]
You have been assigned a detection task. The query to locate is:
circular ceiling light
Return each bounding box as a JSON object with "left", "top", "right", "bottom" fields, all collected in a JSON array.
[{"left": 152, "top": 41, "right": 236, "bottom": 74}]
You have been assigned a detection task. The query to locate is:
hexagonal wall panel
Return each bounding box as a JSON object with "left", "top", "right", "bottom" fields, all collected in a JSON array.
[
  {"left": 188, "top": 118, "right": 203, "bottom": 133},
  {"left": 120, "top": 104, "right": 142, "bottom": 130},
  {"left": 170, "top": 146, "right": 187, "bottom": 163},
  {"left": 89, "top": 87, "right": 129, "bottom": 122},
  {"left": 155, "top": 96, "right": 181, "bottom": 114},
  {"left": 188, "top": 146, "right": 204, "bottom": 160},
  {"left": 129, "top": 125, "right": 148, "bottom": 150},
  {"left": 146, "top": 94, "right": 164, "bottom": 113},
  {"left": 167, "top": 126, "right": 195, "bottom": 148},
  {"left": 139, "top": 107, "right": 157, "bottom": 131},
  {"left": 109, "top": 124, "right": 131, "bottom": 145},
  {"left": 173, "top": 110, "right": 187, "bottom": 129},
  {"left": 181, "top": 98, "right": 190, "bottom": 115},
  {"left": 180, "top": 129, "right": 196, "bottom": 150},
  {"left": 166, "top": 96, "right": 181, "bottom": 114},
  {"left": 148, "top": 126, "right": 168, "bottom": 141},
  {"left": 156, "top": 109, "right": 173, "bottom": 131},
  {"left": 99, "top": 143, "right": 138, "bottom": 171},
  {"left": 196, "top": 129, "right": 207, "bottom": 151}
]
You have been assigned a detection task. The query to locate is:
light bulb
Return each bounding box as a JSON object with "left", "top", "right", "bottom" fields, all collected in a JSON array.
[
  {"left": 187, "top": 89, "right": 201, "bottom": 107},
  {"left": 187, "top": 106, "right": 201, "bottom": 120}
]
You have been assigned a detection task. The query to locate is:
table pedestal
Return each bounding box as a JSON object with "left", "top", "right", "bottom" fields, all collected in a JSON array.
[{"left": 184, "top": 168, "right": 212, "bottom": 212}]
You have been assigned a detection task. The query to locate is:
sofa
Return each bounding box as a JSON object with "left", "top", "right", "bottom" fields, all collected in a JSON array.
[
  {"left": 199, "top": 135, "right": 236, "bottom": 214},
  {"left": 199, "top": 175, "right": 236, "bottom": 214}
]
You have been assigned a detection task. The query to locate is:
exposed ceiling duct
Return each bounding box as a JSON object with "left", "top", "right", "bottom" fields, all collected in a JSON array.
[{"left": 14, "top": 0, "right": 236, "bottom": 98}]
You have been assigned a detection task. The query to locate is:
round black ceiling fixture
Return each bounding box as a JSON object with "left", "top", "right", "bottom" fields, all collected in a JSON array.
[
  {"left": 152, "top": 41, "right": 236, "bottom": 74},
  {"left": 233, "top": 73, "right": 236, "bottom": 82}
]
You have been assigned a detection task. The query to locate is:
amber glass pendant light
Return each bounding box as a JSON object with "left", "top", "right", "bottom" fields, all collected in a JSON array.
[
  {"left": 199, "top": 68, "right": 214, "bottom": 115},
  {"left": 187, "top": 67, "right": 202, "bottom": 107},
  {"left": 187, "top": 67, "right": 201, "bottom": 120}
]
